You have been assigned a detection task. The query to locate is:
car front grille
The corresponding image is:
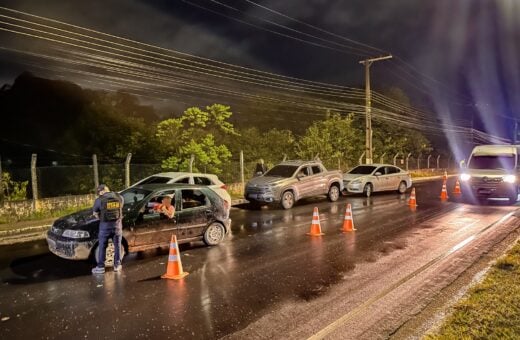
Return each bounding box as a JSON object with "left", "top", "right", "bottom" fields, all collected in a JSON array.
[{"left": 470, "top": 177, "right": 503, "bottom": 189}]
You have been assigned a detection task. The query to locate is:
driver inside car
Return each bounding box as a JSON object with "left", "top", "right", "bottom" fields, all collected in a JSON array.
[{"left": 154, "top": 195, "right": 175, "bottom": 219}]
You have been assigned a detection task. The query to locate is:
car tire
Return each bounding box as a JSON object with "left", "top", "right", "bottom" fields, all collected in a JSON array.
[
  {"left": 93, "top": 240, "right": 126, "bottom": 267},
  {"left": 281, "top": 191, "right": 295, "bottom": 209},
  {"left": 203, "top": 222, "right": 226, "bottom": 246},
  {"left": 397, "top": 181, "right": 407, "bottom": 194},
  {"left": 363, "top": 183, "right": 373, "bottom": 198},
  {"left": 328, "top": 185, "right": 340, "bottom": 202}
]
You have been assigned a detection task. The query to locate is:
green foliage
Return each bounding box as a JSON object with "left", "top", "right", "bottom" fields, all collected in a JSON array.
[
  {"left": 156, "top": 104, "right": 236, "bottom": 173},
  {"left": 230, "top": 127, "right": 296, "bottom": 167},
  {"left": 296, "top": 113, "right": 363, "bottom": 169},
  {"left": 1, "top": 172, "right": 28, "bottom": 201}
]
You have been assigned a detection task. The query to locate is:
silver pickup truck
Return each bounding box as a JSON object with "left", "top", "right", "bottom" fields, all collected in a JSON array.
[{"left": 244, "top": 160, "right": 344, "bottom": 209}]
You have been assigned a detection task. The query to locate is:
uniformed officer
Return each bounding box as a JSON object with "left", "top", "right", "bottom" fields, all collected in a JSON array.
[{"left": 91, "top": 184, "right": 124, "bottom": 274}]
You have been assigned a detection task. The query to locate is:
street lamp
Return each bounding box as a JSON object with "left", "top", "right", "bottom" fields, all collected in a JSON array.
[{"left": 359, "top": 55, "right": 393, "bottom": 164}]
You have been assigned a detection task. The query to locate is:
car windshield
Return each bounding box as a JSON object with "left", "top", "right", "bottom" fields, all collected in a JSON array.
[
  {"left": 264, "top": 165, "right": 299, "bottom": 177},
  {"left": 120, "top": 188, "right": 153, "bottom": 206},
  {"left": 468, "top": 155, "right": 516, "bottom": 170},
  {"left": 348, "top": 166, "right": 377, "bottom": 175}
]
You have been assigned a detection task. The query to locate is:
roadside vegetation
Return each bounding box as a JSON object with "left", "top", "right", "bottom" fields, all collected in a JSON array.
[
  {"left": 0, "top": 204, "right": 92, "bottom": 225},
  {"left": 426, "top": 240, "right": 520, "bottom": 339}
]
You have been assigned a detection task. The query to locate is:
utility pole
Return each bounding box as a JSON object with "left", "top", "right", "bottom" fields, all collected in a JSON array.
[{"left": 359, "top": 55, "right": 392, "bottom": 164}]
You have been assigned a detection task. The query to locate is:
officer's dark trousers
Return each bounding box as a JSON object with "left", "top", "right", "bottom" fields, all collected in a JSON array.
[{"left": 96, "top": 225, "right": 122, "bottom": 268}]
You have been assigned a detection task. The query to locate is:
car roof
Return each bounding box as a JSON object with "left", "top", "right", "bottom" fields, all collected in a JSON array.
[
  {"left": 276, "top": 160, "right": 322, "bottom": 166},
  {"left": 150, "top": 172, "right": 218, "bottom": 179},
  {"left": 129, "top": 183, "right": 209, "bottom": 192},
  {"left": 355, "top": 163, "right": 398, "bottom": 167}
]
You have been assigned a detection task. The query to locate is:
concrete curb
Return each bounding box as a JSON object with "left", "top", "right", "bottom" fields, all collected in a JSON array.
[{"left": 0, "top": 176, "right": 454, "bottom": 245}]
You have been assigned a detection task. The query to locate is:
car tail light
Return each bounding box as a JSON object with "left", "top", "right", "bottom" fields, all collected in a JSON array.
[{"left": 221, "top": 184, "right": 227, "bottom": 190}]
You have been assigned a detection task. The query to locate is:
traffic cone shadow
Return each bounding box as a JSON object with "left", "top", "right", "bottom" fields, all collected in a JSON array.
[
  {"left": 307, "top": 207, "right": 324, "bottom": 236},
  {"left": 341, "top": 203, "right": 356, "bottom": 233},
  {"left": 162, "top": 235, "right": 189, "bottom": 280}
]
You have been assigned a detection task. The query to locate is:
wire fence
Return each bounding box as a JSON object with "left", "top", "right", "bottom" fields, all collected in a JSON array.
[{"left": 1, "top": 152, "right": 457, "bottom": 201}]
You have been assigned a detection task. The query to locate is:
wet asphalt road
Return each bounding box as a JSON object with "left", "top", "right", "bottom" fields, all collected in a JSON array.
[{"left": 0, "top": 179, "right": 518, "bottom": 339}]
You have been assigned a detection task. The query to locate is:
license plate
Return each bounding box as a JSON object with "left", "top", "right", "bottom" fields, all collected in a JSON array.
[{"left": 478, "top": 189, "right": 492, "bottom": 195}]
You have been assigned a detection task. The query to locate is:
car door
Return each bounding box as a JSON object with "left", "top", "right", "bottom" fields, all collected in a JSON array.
[
  {"left": 373, "top": 166, "right": 388, "bottom": 191},
  {"left": 131, "top": 189, "right": 178, "bottom": 248},
  {"left": 294, "top": 166, "right": 314, "bottom": 198},
  {"left": 385, "top": 166, "right": 400, "bottom": 190},
  {"left": 175, "top": 189, "right": 213, "bottom": 241},
  {"left": 311, "top": 165, "right": 328, "bottom": 195}
]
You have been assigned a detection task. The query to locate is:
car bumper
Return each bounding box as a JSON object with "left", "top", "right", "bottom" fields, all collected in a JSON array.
[
  {"left": 461, "top": 181, "right": 517, "bottom": 198},
  {"left": 244, "top": 191, "right": 277, "bottom": 203},
  {"left": 46, "top": 231, "right": 95, "bottom": 260},
  {"left": 344, "top": 181, "right": 364, "bottom": 193}
]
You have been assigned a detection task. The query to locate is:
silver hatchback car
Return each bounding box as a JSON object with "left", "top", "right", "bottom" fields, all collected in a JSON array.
[{"left": 343, "top": 164, "right": 412, "bottom": 197}]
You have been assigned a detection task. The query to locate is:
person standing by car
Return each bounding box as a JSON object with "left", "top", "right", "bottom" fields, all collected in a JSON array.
[
  {"left": 254, "top": 158, "right": 268, "bottom": 176},
  {"left": 154, "top": 195, "right": 175, "bottom": 219},
  {"left": 91, "top": 184, "right": 124, "bottom": 274}
]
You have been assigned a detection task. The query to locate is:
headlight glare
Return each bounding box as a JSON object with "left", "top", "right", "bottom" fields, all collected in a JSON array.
[
  {"left": 504, "top": 175, "right": 516, "bottom": 183},
  {"left": 460, "top": 173, "right": 471, "bottom": 181},
  {"left": 62, "top": 229, "right": 90, "bottom": 238}
]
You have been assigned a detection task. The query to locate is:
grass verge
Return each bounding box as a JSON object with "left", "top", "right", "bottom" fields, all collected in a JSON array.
[
  {"left": 0, "top": 204, "right": 91, "bottom": 226},
  {"left": 426, "top": 240, "right": 520, "bottom": 339}
]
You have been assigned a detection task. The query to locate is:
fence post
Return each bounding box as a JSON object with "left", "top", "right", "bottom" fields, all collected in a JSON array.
[
  {"left": 393, "top": 152, "right": 400, "bottom": 166},
  {"left": 31, "top": 154, "right": 38, "bottom": 209},
  {"left": 240, "top": 150, "right": 245, "bottom": 190},
  {"left": 417, "top": 154, "right": 421, "bottom": 170},
  {"left": 379, "top": 152, "right": 386, "bottom": 164},
  {"left": 124, "top": 153, "right": 132, "bottom": 188},
  {"left": 93, "top": 154, "right": 99, "bottom": 190},
  {"left": 282, "top": 154, "right": 287, "bottom": 162},
  {"left": 189, "top": 154, "right": 195, "bottom": 173},
  {"left": 406, "top": 153, "right": 412, "bottom": 171},
  {"left": 358, "top": 151, "right": 365, "bottom": 165},
  {"left": 437, "top": 155, "right": 441, "bottom": 169},
  {"left": 0, "top": 155, "right": 3, "bottom": 202},
  {"left": 427, "top": 154, "right": 432, "bottom": 169}
]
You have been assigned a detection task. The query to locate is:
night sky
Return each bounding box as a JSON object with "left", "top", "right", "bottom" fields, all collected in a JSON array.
[{"left": 0, "top": 0, "right": 519, "bottom": 140}]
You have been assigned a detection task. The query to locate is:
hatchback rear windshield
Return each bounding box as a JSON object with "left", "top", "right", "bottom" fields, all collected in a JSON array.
[
  {"left": 348, "top": 166, "right": 377, "bottom": 175},
  {"left": 468, "top": 155, "right": 516, "bottom": 170},
  {"left": 264, "top": 165, "right": 299, "bottom": 177},
  {"left": 137, "top": 176, "right": 171, "bottom": 185}
]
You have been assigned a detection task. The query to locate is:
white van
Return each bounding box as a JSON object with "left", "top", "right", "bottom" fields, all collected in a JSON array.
[{"left": 459, "top": 145, "right": 519, "bottom": 202}]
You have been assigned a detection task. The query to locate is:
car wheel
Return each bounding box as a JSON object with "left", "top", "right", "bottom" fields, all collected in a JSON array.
[
  {"left": 203, "top": 222, "right": 226, "bottom": 246},
  {"left": 281, "top": 191, "right": 295, "bottom": 209},
  {"left": 397, "top": 181, "right": 407, "bottom": 194},
  {"left": 363, "top": 183, "right": 373, "bottom": 198},
  {"left": 93, "top": 240, "right": 125, "bottom": 267},
  {"left": 328, "top": 185, "right": 340, "bottom": 202}
]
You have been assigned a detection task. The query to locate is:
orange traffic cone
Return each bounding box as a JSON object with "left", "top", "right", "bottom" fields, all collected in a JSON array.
[
  {"left": 307, "top": 207, "right": 324, "bottom": 236},
  {"left": 440, "top": 182, "right": 449, "bottom": 200},
  {"left": 408, "top": 187, "right": 418, "bottom": 207},
  {"left": 162, "top": 235, "right": 189, "bottom": 280},
  {"left": 341, "top": 203, "right": 356, "bottom": 232},
  {"left": 453, "top": 179, "right": 462, "bottom": 195}
]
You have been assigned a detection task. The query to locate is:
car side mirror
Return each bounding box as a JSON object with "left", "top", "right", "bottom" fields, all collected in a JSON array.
[{"left": 374, "top": 172, "right": 383, "bottom": 176}]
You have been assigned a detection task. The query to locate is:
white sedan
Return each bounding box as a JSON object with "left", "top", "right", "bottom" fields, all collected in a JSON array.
[{"left": 343, "top": 164, "right": 412, "bottom": 197}]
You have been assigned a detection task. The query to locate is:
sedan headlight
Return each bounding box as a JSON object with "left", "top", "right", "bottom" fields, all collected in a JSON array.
[
  {"left": 504, "top": 175, "right": 516, "bottom": 183},
  {"left": 460, "top": 173, "right": 471, "bottom": 181},
  {"left": 350, "top": 179, "right": 362, "bottom": 185},
  {"left": 62, "top": 229, "right": 90, "bottom": 238}
]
